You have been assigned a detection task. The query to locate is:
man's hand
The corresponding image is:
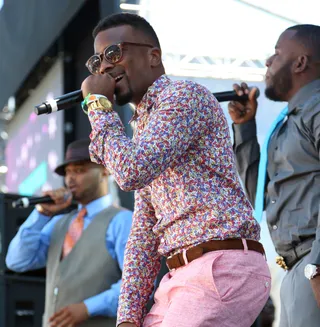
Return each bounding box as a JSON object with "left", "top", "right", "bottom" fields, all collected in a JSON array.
[
  {"left": 228, "top": 82, "right": 259, "bottom": 124},
  {"left": 81, "top": 73, "right": 116, "bottom": 104},
  {"left": 36, "top": 188, "right": 72, "bottom": 217},
  {"left": 49, "top": 303, "right": 89, "bottom": 327},
  {"left": 310, "top": 275, "right": 320, "bottom": 308},
  {"left": 118, "top": 323, "right": 138, "bottom": 327}
]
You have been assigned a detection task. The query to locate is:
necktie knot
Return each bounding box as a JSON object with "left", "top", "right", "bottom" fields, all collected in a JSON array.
[{"left": 78, "top": 207, "right": 87, "bottom": 218}]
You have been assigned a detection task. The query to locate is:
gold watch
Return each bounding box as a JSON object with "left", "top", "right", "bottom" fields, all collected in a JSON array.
[{"left": 87, "top": 95, "right": 112, "bottom": 112}]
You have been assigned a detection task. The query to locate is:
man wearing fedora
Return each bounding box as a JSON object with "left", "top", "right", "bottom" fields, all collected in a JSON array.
[{"left": 6, "top": 139, "right": 133, "bottom": 327}]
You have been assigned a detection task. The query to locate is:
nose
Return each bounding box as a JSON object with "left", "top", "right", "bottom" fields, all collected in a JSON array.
[
  {"left": 265, "top": 55, "right": 273, "bottom": 68},
  {"left": 99, "top": 58, "right": 115, "bottom": 74},
  {"left": 65, "top": 172, "right": 75, "bottom": 185}
]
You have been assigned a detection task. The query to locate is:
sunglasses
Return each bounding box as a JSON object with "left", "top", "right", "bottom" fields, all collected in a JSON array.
[{"left": 86, "top": 42, "right": 154, "bottom": 75}]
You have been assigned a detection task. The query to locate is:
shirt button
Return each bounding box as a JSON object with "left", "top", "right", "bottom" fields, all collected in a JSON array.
[
  {"left": 275, "top": 147, "right": 278, "bottom": 150},
  {"left": 54, "top": 287, "right": 59, "bottom": 296},
  {"left": 271, "top": 200, "right": 276, "bottom": 204},
  {"left": 275, "top": 173, "right": 278, "bottom": 176},
  {"left": 272, "top": 225, "right": 278, "bottom": 230}
]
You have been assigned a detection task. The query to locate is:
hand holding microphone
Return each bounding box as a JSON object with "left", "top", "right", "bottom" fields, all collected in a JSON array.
[
  {"left": 81, "top": 72, "right": 116, "bottom": 105},
  {"left": 228, "top": 82, "right": 259, "bottom": 125},
  {"left": 12, "top": 188, "right": 73, "bottom": 216},
  {"left": 35, "top": 188, "right": 72, "bottom": 217}
]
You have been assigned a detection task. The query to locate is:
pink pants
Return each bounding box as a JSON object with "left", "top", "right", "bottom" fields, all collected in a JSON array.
[{"left": 143, "top": 246, "right": 271, "bottom": 327}]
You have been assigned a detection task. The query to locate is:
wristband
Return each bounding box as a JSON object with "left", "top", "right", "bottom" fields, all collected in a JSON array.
[{"left": 81, "top": 93, "right": 91, "bottom": 111}]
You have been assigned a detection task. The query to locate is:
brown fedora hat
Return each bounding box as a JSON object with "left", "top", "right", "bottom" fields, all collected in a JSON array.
[{"left": 54, "top": 139, "right": 92, "bottom": 176}]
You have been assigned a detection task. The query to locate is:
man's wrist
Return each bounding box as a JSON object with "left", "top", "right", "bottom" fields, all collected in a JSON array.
[
  {"left": 86, "top": 94, "right": 113, "bottom": 114},
  {"left": 35, "top": 204, "right": 53, "bottom": 217},
  {"left": 81, "top": 302, "right": 90, "bottom": 319},
  {"left": 304, "top": 264, "right": 320, "bottom": 280}
]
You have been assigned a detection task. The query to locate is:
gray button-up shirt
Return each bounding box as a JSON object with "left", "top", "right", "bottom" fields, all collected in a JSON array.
[{"left": 233, "top": 79, "right": 320, "bottom": 264}]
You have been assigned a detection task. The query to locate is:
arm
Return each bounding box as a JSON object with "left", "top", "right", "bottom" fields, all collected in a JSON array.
[
  {"left": 88, "top": 83, "right": 214, "bottom": 191},
  {"left": 117, "top": 187, "right": 160, "bottom": 327},
  {"left": 6, "top": 209, "right": 63, "bottom": 272},
  {"left": 307, "top": 104, "right": 320, "bottom": 306},
  {"left": 83, "top": 210, "right": 133, "bottom": 317},
  {"left": 232, "top": 119, "right": 260, "bottom": 205},
  {"left": 228, "top": 83, "right": 260, "bottom": 206}
]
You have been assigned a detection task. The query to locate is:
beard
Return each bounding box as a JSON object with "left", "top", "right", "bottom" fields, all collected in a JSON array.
[
  {"left": 115, "top": 88, "right": 133, "bottom": 106},
  {"left": 114, "top": 76, "right": 133, "bottom": 106},
  {"left": 265, "top": 61, "right": 293, "bottom": 101}
]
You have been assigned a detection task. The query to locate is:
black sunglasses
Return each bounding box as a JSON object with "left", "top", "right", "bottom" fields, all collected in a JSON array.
[{"left": 86, "top": 42, "right": 154, "bottom": 75}]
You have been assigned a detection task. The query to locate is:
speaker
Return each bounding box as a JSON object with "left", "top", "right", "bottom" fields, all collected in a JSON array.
[
  {"left": 0, "top": 193, "right": 46, "bottom": 277},
  {"left": 0, "top": 274, "right": 45, "bottom": 327},
  {"left": 0, "top": 193, "right": 35, "bottom": 273}
]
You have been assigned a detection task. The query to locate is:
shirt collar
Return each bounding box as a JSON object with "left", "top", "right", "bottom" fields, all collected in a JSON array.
[
  {"left": 136, "top": 74, "right": 171, "bottom": 117},
  {"left": 78, "top": 194, "right": 112, "bottom": 218},
  {"left": 288, "top": 79, "right": 320, "bottom": 114}
]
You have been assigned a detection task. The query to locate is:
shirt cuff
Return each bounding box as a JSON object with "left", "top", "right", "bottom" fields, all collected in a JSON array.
[
  {"left": 83, "top": 298, "right": 96, "bottom": 317},
  {"left": 310, "top": 238, "right": 320, "bottom": 265},
  {"left": 83, "top": 294, "right": 117, "bottom": 318},
  {"left": 232, "top": 119, "right": 257, "bottom": 145},
  {"left": 83, "top": 283, "right": 120, "bottom": 318}
]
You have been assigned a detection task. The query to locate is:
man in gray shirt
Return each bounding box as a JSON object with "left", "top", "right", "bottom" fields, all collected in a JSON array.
[{"left": 228, "top": 24, "right": 320, "bottom": 327}]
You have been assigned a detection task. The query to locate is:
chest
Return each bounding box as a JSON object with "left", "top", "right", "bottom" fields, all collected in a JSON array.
[{"left": 268, "top": 113, "right": 318, "bottom": 171}]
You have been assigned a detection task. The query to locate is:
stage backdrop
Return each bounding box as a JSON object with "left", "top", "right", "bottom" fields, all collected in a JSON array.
[{"left": 5, "top": 59, "right": 64, "bottom": 195}]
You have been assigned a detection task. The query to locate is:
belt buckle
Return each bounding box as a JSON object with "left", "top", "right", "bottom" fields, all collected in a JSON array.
[
  {"left": 166, "top": 254, "right": 175, "bottom": 272},
  {"left": 166, "top": 249, "right": 189, "bottom": 272},
  {"left": 276, "top": 256, "right": 288, "bottom": 271}
]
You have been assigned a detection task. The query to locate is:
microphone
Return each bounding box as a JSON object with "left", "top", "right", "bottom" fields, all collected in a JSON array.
[
  {"left": 12, "top": 196, "right": 54, "bottom": 208},
  {"left": 212, "top": 88, "right": 260, "bottom": 102},
  {"left": 34, "top": 90, "right": 83, "bottom": 115},
  {"left": 34, "top": 88, "right": 260, "bottom": 115}
]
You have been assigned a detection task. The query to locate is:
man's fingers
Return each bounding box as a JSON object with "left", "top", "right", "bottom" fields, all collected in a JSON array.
[
  {"left": 228, "top": 101, "right": 245, "bottom": 111},
  {"left": 49, "top": 308, "right": 69, "bottom": 325},
  {"left": 233, "top": 83, "right": 245, "bottom": 96},
  {"left": 248, "top": 87, "right": 258, "bottom": 102},
  {"left": 52, "top": 317, "right": 73, "bottom": 327},
  {"left": 240, "top": 82, "right": 249, "bottom": 94}
]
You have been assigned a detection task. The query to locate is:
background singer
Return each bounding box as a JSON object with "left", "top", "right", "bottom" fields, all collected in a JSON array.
[{"left": 6, "top": 139, "right": 133, "bottom": 327}]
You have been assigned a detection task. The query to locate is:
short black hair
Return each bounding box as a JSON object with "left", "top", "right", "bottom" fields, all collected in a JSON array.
[
  {"left": 286, "top": 24, "right": 320, "bottom": 60},
  {"left": 93, "top": 13, "right": 161, "bottom": 48}
]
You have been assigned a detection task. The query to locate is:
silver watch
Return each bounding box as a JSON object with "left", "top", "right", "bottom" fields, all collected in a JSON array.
[{"left": 304, "top": 264, "right": 320, "bottom": 280}]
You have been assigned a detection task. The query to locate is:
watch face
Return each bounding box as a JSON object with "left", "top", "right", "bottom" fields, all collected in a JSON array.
[
  {"left": 305, "top": 264, "right": 317, "bottom": 279},
  {"left": 99, "top": 97, "right": 111, "bottom": 108}
]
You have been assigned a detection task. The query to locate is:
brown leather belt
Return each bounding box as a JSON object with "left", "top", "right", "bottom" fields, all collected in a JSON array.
[{"left": 166, "top": 239, "right": 265, "bottom": 271}]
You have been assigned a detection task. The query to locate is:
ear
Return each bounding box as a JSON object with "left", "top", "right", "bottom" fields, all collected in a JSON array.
[
  {"left": 149, "top": 48, "right": 162, "bottom": 68},
  {"left": 293, "top": 55, "right": 309, "bottom": 73}
]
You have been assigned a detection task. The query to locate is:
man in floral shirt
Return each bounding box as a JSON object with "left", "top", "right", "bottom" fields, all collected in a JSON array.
[{"left": 81, "top": 12, "right": 270, "bottom": 327}]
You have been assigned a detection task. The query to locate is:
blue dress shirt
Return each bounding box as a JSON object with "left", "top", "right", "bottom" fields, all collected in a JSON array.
[{"left": 5, "top": 194, "right": 132, "bottom": 317}]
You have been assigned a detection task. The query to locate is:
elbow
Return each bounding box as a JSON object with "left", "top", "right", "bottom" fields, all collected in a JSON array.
[
  {"left": 5, "top": 258, "right": 23, "bottom": 273},
  {"left": 116, "top": 175, "right": 149, "bottom": 192},
  {"left": 5, "top": 252, "right": 29, "bottom": 273}
]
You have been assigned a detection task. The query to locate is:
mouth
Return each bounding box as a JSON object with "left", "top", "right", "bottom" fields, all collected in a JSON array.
[
  {"left": 68, "top": 185, "right": 78, "bottom": 192},
  {"left": 114, "top": 74, "right": 125, "bottom": 84}
]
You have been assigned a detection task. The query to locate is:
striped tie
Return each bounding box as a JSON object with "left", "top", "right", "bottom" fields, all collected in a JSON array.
[{"left": 62, "top": 207, "right": 87, "bottom": 258}]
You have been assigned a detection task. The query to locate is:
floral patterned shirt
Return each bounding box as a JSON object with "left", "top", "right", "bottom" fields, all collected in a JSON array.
[{"left": 88, "top": 75, "right": 260, "bottom": 327}]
